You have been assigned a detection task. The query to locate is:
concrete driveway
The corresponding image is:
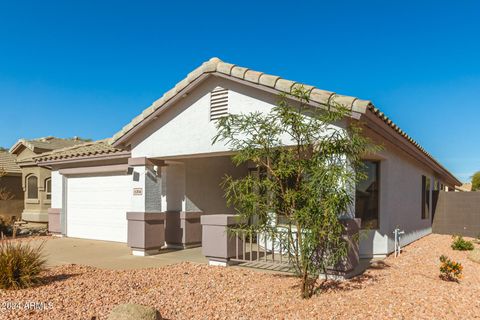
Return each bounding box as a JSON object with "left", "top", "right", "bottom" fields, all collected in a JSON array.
[{"left": 33, "top": 237, "right": 207, "bottom": 270}]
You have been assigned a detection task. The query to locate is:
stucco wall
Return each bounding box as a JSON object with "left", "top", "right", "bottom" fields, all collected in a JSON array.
[
  {"left": 21, "top": 166, "right": 52, "bottom": 222},
  {"left": 0, "top": 200, "right": 23, "bottom": 221},
  {"left": 15, "top": 147, "right": 36, "bottom": 162},
  {"left": 360, "top": 130, "right": 442, "bottom": 257},
  {"left": 0, "top": 175, "right": 23, "bottom": 200},
  {"left": 51, "top": 170, "right": 63, "bottom": 209},
  {"left": 131, "top": 165, "right": 162, "bottom": 213},
  {"left": 130, "top": 76, "right": 344, "bottom": 159},
  {"left": 162, "top": 163, "right": 185, "bottom": 212},
  {"left": 432, "top": 191, "right": 480, "bottom": 237},
  {"left": 0, "top": 174, "right": 25, "bottom": 220},
  {"left": 183, "top": 156, "right": 249, "bottom": 214},
  {"left": 162, "top": 156, "right": 248, "bottom": 215}
]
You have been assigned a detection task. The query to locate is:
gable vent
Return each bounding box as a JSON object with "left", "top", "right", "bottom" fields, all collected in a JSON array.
[{"left": 210, "top": 86, "right": 229, "bottom": 121}]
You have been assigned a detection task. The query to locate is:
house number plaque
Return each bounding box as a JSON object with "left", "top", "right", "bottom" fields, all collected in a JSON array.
[{"left": 133, "top": 188, "right": 143, "bottom": 196}]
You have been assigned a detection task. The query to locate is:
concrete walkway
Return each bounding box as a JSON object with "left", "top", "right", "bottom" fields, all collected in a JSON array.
[{"left": 34, "top": 237, "right": 207, "bottom": 270}]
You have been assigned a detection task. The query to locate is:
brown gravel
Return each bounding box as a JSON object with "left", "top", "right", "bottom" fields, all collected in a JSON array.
[
  {"left": 1, "top": 235, "right": 54, "bottom": 243},
  {"left": 1, "top": 234, "right": 479, "bottom": 320}
]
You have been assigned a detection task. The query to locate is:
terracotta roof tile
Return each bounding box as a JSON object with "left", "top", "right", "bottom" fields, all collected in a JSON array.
[
  {"left": 33, "top": 140, "right": 129, "bottom": 163},
  {"left": 10, "top": 137, "right": 87, "bottom": 154},
  {"left": 0, "top": 152, "right": 21, "bottom": 174}
]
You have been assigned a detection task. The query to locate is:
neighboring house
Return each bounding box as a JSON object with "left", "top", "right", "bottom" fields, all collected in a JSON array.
[
  {"left": 0, "top": 151, "right": 24, "bottom": 220},
  {"left": 34, "top": 58, "right": 461, "bottom": 258},
  {"left": 455, "top": 183, "right": 472, "bottom": 192},
  {"left": 10, "top": 137, "right": 86, "bottom": 222}
]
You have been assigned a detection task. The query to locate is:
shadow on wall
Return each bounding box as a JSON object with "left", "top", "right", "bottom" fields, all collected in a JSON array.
[
  {"left": 183, "top": 157, "right": 249, "bottom": 215},
  {"left": 360, "top": 226, "right": 432, "bottom": 258}
]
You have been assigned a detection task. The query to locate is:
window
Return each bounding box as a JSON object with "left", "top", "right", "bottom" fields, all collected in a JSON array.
[
  {"left": 421, "top": 175, "right": 430, "bottom": 219},
  {"left": 27, "top": 175, "right": 38, "bottom": 199},
  {"left": 355, "top": 160, "right": 380, "bottom": 229},
  {"left": 45, "top": 178, "right": 52, "bottom": 200}
]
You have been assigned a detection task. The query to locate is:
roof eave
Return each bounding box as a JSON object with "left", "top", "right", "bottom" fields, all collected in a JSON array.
[
  {"left": 9, "top": 141, "right": 27, "bottom": 154},
  {"left": 112, "top": 73, "right": 213, "bottom": 148},
  {"left": 36, "top": 151, "right": 131, "bottom": 167},
  {"left": 112, "top": 71, "right": 369, "bottom": 148},
  {"left": 362, "top": 110, "right": 461, "bottom": 186}
]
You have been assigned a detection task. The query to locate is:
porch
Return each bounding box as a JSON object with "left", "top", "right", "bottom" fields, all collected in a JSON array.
[
  {"left": 33, "top": 237, "right": 375, "bottom": 277},
  {"left": 33, "top": 237, "right": 207, "bottom": 270}
]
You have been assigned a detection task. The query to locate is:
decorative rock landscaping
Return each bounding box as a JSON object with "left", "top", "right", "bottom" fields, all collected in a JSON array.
[{"left": 0, "top": 234, "right": 479, "bottom": 319}]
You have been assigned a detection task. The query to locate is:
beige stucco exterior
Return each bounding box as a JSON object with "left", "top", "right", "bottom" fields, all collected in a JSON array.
[
  {"left": 20, "top": 164, "right": 52, "bottom": 222},
  {"left": 0, "top": 174, "right": 24, "bottom": 221},
  {"left": 11, "top": 139, "right": 87, "bottom": 222}
]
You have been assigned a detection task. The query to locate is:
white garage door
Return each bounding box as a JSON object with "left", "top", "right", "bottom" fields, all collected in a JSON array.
[{"left": 66, "top": 174, "right": 131, "bottom": 243}]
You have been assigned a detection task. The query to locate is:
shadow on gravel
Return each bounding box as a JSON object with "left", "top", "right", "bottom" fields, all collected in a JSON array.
[
  {"left": 285, "top": 271, "right": 380, "bottom": 294},
  {"left": 40, "top": 273, "right": 80, "bottom": 285},
  {"left": 368, "top": 260, "right": 391, "bottom": 270},
  {"left": 316, "top": 272, "right": 379, "bottom": 294}
]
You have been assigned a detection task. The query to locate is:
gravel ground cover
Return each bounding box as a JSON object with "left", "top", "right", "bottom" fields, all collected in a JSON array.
[{"left": 1, "top": 233, "right": 479, "bottom": 319}]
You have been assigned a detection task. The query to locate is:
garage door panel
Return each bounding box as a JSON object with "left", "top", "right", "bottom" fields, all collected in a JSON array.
[{"left": 67, "top": 174, "right": 130, "bottom": 243}]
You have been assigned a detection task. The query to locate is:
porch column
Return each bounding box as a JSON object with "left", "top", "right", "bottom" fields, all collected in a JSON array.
[
  {"left": 49, "top": 170, "right": 65, "bottom": 235},
  {"left": 200, "top": 214, "right": 244, "bottom": 266},
  {"left": 329, "top": 218, "right": 361, "bottom": 277},
  {"left": 126, "top": 157, "right": 165, "bottom": 256},
  {"left": 163, "top": 162, "right": 203, "bottom": 249}
]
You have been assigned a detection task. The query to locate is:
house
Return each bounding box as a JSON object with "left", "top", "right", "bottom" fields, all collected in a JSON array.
[
  {"left": 0, "top": 151, "right": 24, "bottom": 220},
  {"left": 34, "top": 58, "right": 461, "bottom": 258},
  {"left": 455, "top": 183, "right": 472, "bottom": 192},
  {"left": 10, "top": 137, "right": 87, "bottom": 222}
]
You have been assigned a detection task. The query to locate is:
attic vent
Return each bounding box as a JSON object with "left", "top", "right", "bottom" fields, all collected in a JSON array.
[{"left": 210, "top": 86, "right": 229, "bottom": 120}]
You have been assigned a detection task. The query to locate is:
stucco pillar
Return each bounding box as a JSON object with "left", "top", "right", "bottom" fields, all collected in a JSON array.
[
  {"left": 47, "top": 208, "right": 61, "bottom": 234},
  {"left": 127, "top": 212, "right": 166, "bottom": 256},
  {"left": 49, "top": 170, "right": 65, "bottom": 235},
  {"left": 329, "top": 218, "right": 361, "bottom": 276},
  {"left": 200, "top": 214, "right": 244, "bottom": 266},
  {"left": 163, "top": 162, "right": 203, "bottom": 249},
  {"left": 127, "top": 157, "right": 165, "bottom": 256}
]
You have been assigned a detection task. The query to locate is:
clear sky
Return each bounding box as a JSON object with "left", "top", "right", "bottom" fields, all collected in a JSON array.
[{"left": 0, "top": 1, "right": 478, "bottom": 182}]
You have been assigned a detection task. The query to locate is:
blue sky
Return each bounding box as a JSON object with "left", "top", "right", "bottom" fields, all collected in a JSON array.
[{"left": 0, "top": 1, "right": 478, "bottom": 182}]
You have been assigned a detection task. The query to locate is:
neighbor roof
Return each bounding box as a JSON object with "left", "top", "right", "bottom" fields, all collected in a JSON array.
[
  {"left": 33, "top": 140, "right": 130, "bottom": 163},
  {"left": 0, "top": 151, "right": 21, "bottom": 174},
  {"left": 9, "top": 136, "right": 88, "bottom": 155},
  {"left": 455, "top": 183, "right": 472, "bottom": 192}
]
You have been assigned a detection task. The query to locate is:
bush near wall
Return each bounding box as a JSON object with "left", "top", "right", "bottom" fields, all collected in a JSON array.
[{"left": 451, "top": 236, "right": 474, "bottom": 251}]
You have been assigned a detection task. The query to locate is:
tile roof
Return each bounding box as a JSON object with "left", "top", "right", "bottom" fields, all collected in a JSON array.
[
  {"left": 10, "top": 136, "right": 88, "bottom": 154},
  {"left": 0, "top": 151, "right": 21, "bottom": 174},
  {"left": 111, "top": 57, "right": 372, "bottom": 144},
  {"left": 108, "top": 57, "right": 459, "bottom": 185},
  {"left": 33, "top": 140, "right": 129, "bottom": 163}
]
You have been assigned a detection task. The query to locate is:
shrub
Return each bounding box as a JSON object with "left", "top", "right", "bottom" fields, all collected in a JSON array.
[
  {"left": 439, "top": 255, "right": 463, "bottom": 282},
  {"left": 472, "top": 171, "right": 480, "bottom": 191},
  {"left": 0, "top": 240, "right": 46, "bottom": 289},
  {"left": 0, "top": 218, "right": 13, "bottom": 238},
  {"left": 451, "top": 235, "right": 474, "bottom": 251}
]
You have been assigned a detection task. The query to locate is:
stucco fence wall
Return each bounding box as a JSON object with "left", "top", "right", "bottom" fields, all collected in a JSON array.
[
  {"left": 432, "top": 191, "right": 480, "bottom": 238},
  {"left": 0, "top": 200, "right": 24, "bottom": 221},
  {"left": 0, "top": 174, "right": 24, "bottom": 221}
]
